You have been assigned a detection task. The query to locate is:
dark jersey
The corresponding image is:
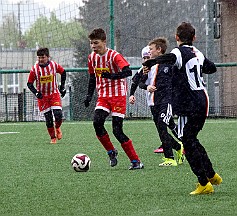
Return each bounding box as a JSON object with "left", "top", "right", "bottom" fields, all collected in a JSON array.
[
  {"left": 132, "top": 67, "right": 143, "bottom": 84},
  {"left": 129, "top": 67, "right": 143, "bottom": 96},
  {"left": 139, "top": 64, "right": 173, "bottom": 107},
  {"left": 171, "top": 45, "right": 216, "bottom": 116}
]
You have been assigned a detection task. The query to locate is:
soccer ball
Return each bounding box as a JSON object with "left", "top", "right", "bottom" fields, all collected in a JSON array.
[{"left": 71, "top": 153, "right": 91, "bottom": 172}]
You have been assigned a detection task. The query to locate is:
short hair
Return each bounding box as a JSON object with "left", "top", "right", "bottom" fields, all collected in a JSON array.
[
  {"left": 176, "top": 22, "right": 195, "bottom": 44},
  {"left": 88, "top": 28, "right": 106, "bottom": 41},
  {"left": 37, "top": 47, "right": 49, "bottom": 57},
  {"left": 148, "top": 37, "right": 168, "bottom": 54}
]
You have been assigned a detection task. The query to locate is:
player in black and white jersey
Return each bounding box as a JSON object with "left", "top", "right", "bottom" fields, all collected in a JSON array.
[
  {"left": 143, "top": 22, "right": 222, "bottom": 194},
  {"left": 129, "top": 45, "right": 182, "bottom": 155},
  {"left": 139, "top": 37, "right": 184, "bottom": 166}
]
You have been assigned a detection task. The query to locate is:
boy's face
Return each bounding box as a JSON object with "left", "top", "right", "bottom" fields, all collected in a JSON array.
[
  {"left": 142, "top": 56, "right": 150, "bottom": 63},
  {"left": 37, "top": 55, "right": 49, "bottom": 65},
  {"left": 90, "top": 39, "right": 107, "bottom": 55},
  {"left": 149, "top": 44, "right": 162, "bottom": 58}
]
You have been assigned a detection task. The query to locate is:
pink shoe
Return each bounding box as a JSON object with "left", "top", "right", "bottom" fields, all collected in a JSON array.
[{"left": 154, "top": 147, "right": 164, "bottom": 153}]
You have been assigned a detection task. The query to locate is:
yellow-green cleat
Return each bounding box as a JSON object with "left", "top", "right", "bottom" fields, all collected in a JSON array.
[
  {"left": 176, "top": 142, "right": 185, "bottom": 164},
  {"left": 190, "top": 182, "right": 214, "bottom": 195},
  {"left": 208, "top": 173, "right": 222, "bottom": 185},
  {"left": 159, "top": 157, "right": 177, "bottom": 167}
]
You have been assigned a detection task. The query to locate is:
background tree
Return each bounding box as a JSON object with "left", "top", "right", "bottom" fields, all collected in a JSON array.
[
  {"left": 0, "top": 13, "right": 19, "bottom": 49},
  {"left": 78, "top": 0, "right": 208, "bottom": 57},
  {"left": 24, "top": 11, "right": 85, "bottom": 48},
  {"left": 72, "top": 0, "right": 218, "bottom": 120},
  {"left": 71, "top": 32, "right": 96, "bottom": 120}
]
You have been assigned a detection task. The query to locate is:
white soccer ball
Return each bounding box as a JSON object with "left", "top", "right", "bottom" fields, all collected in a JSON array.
[{"left": 71, "top": 153, "right": 91, "bottom": 172}]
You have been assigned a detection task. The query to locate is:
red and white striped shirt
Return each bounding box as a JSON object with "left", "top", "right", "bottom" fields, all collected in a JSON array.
[
  {"left": 28, "top": 61, "right": 64, "bottom": 96},
  {"left": 88, "top": 48, "right": 129, "bottom": 97}
]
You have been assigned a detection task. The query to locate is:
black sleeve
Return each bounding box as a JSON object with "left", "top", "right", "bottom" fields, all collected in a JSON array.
[
  {"left": 130, "top": 68, "right": 144, "bottom": 95},
  {"left": 132, "top": 68, "right": 143, "bottom": 84},
  {"left": 157, "top": 53, "right": 177, "bottom": 64},
  {"left": 86, "top": 74, "right": 96, "bottom": 100},
  {"left": 138, "top": 74, "right": 148, "bottom": 90},
  {"left": 202, "top": 58, "right": 217, "bottom": 74},
  {"left": 60, "top": 70, "right": 66, "bottom": 87},
  {"left": 143, "top": 53, "right": 177, "bottom": 68},
  {"left": 130, "top": 83, "right": 138, "bottom": 96},
  {"left": 27, "top": 82, "right": 37, "bottom": 95},
  {"left": 110, "top": 66, "right": 132, "bottom": 80}
]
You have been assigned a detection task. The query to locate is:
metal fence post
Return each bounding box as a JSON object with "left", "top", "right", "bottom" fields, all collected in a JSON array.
[
  {"left": 69, "top": 86, "right": 73, "bottom": 121},
  {"left": 5, "top": 93, "right": 8, "bottom": 121},
  {"left": 23, "top": 88, "right": 27, "bottom": 121}
]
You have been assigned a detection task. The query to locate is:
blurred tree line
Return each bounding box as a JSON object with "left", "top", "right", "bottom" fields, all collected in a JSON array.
[
  {"left": 0, "top": 11, "right": 86, "bottom": 49},
  {"left": 78, "top": 0, "right": 209, "bottom": 56}
]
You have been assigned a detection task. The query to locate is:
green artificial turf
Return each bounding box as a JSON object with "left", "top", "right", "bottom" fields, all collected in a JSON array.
[{"left": 0, "top": 119, "right": 236, "bottom": 216}]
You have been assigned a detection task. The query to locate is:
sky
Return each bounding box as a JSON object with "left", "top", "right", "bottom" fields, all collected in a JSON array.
[
  {"left": 32, "top": 0, "right": 78, "bottom": 10},
  {"left": 1, "top": 0, "right": 84, "bottom": 32},
  {"left": 10, "top": 0, "right": 82, "bottom": 11}
]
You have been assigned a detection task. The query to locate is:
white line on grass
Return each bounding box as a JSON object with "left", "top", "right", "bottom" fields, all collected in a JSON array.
[
  {"left": 0, "top": 132, "right": 20, "bottom": 134},
  {"left": 64, "top": 120, "right": 237, "bottom": 124},
  {"left": 0, "top": 119, "right": 236, "bottom": 127}
]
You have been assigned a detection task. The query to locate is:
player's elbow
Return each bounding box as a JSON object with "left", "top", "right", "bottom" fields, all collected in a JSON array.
[
  {"left": 122, "top": 66, "right": 132, "bottom": 77},
  {"left": 203, "top": 58, "right": 217, "bottom": 74},
  {"left": 27, "top": 82, "right": 33, "bottom": 88}
]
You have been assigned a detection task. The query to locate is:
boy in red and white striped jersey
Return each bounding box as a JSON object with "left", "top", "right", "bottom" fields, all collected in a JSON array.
[
  {"left": 27, "top": 47, "right": 66, "bottom": 144},
  {"left": 84, "top": 28, "right": 143, "bottom": 170}
]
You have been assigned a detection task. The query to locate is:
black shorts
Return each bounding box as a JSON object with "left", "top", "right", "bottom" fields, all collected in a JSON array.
[{"left": 150, "top": 103, "right": 173, "bottom": 125}]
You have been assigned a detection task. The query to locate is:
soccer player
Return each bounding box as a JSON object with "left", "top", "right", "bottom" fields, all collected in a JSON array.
[
  {"left": 143, "top": 22, "right": 222, "bottom": 194},
  {"left": 84, "top": 28, "right": 144, "bottom": 170},
  {"left": 27, "top": 47, "right": 66, "bottom": 144},
  {"left": 139, "top": 38, "right": 184, "bottom": 166},
  {"left": 129, "top": 44, "right": 181, "bottom": 155},
  {"left": 129, "top": 45, "right": 150, "bottom": 105},
  {"left": 129, "top": 46, "right": 166, "bottom": 153}
]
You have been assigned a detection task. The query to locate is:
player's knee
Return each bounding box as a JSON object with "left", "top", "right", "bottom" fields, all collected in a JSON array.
[
  {"left": 93, "top": 120, "right": 106, "bottom": 136},
  {"left": 112, "top": 127, "right": 120, "bottom": 139},
  {"left": 45, "top": 115, "right": 54, "bottom": 128},
  {"left": 93, "top": 115, "right": 103, "bottom": 129},
  {"left": 44, "top": 111, "right": 54, "bottom": 128},
  {"left": 46, "top": 120, "right": 54, "bottom": 128},
  {"left": 93, "top": 120, "right": 100, "bottom": 131},
  {"left": 93, "top": 110, "right": 107, "bottom": 134},
  {"left": 112, "top": 127, "right": 128, "bottom": 144},
  {"left": 53, "top": 109, "right": 62, "bottom": 121}
]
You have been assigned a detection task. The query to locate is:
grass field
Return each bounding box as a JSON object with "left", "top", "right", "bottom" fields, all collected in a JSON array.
[{"left": 0, "top": 119, "right": 236, "bottom": 216}]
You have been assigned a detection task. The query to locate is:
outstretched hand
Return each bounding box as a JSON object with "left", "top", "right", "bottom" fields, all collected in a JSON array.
[
  {"left": 35, "top": 92, "right": 43, "bottom": 99},
  {"left": 101, "top": 72, "right": 111, "bottom": 79},
  {"left": 59, "top": 86, "right": 66, "bottom": 98},
  {"left": 84, "top": 96, "right": 92, "bottom": 108},
  {"left": 129, "top": 95, "right": 136, "bottom": 104}
]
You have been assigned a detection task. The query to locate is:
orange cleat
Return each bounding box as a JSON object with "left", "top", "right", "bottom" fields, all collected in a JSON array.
[
  {"left": 56, "top": 127, "right": 62, "bottom": 140},
  {"left": 50, "top": 138, "right": 57, "bottom": 144}
]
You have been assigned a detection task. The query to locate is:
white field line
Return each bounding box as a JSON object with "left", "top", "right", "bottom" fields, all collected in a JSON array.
[
  {"left": 0, "top": 132, "right": 20, "bottom": 134},
  {"left": 0, "top": 120, "right": 236, "bottom": 127}
]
